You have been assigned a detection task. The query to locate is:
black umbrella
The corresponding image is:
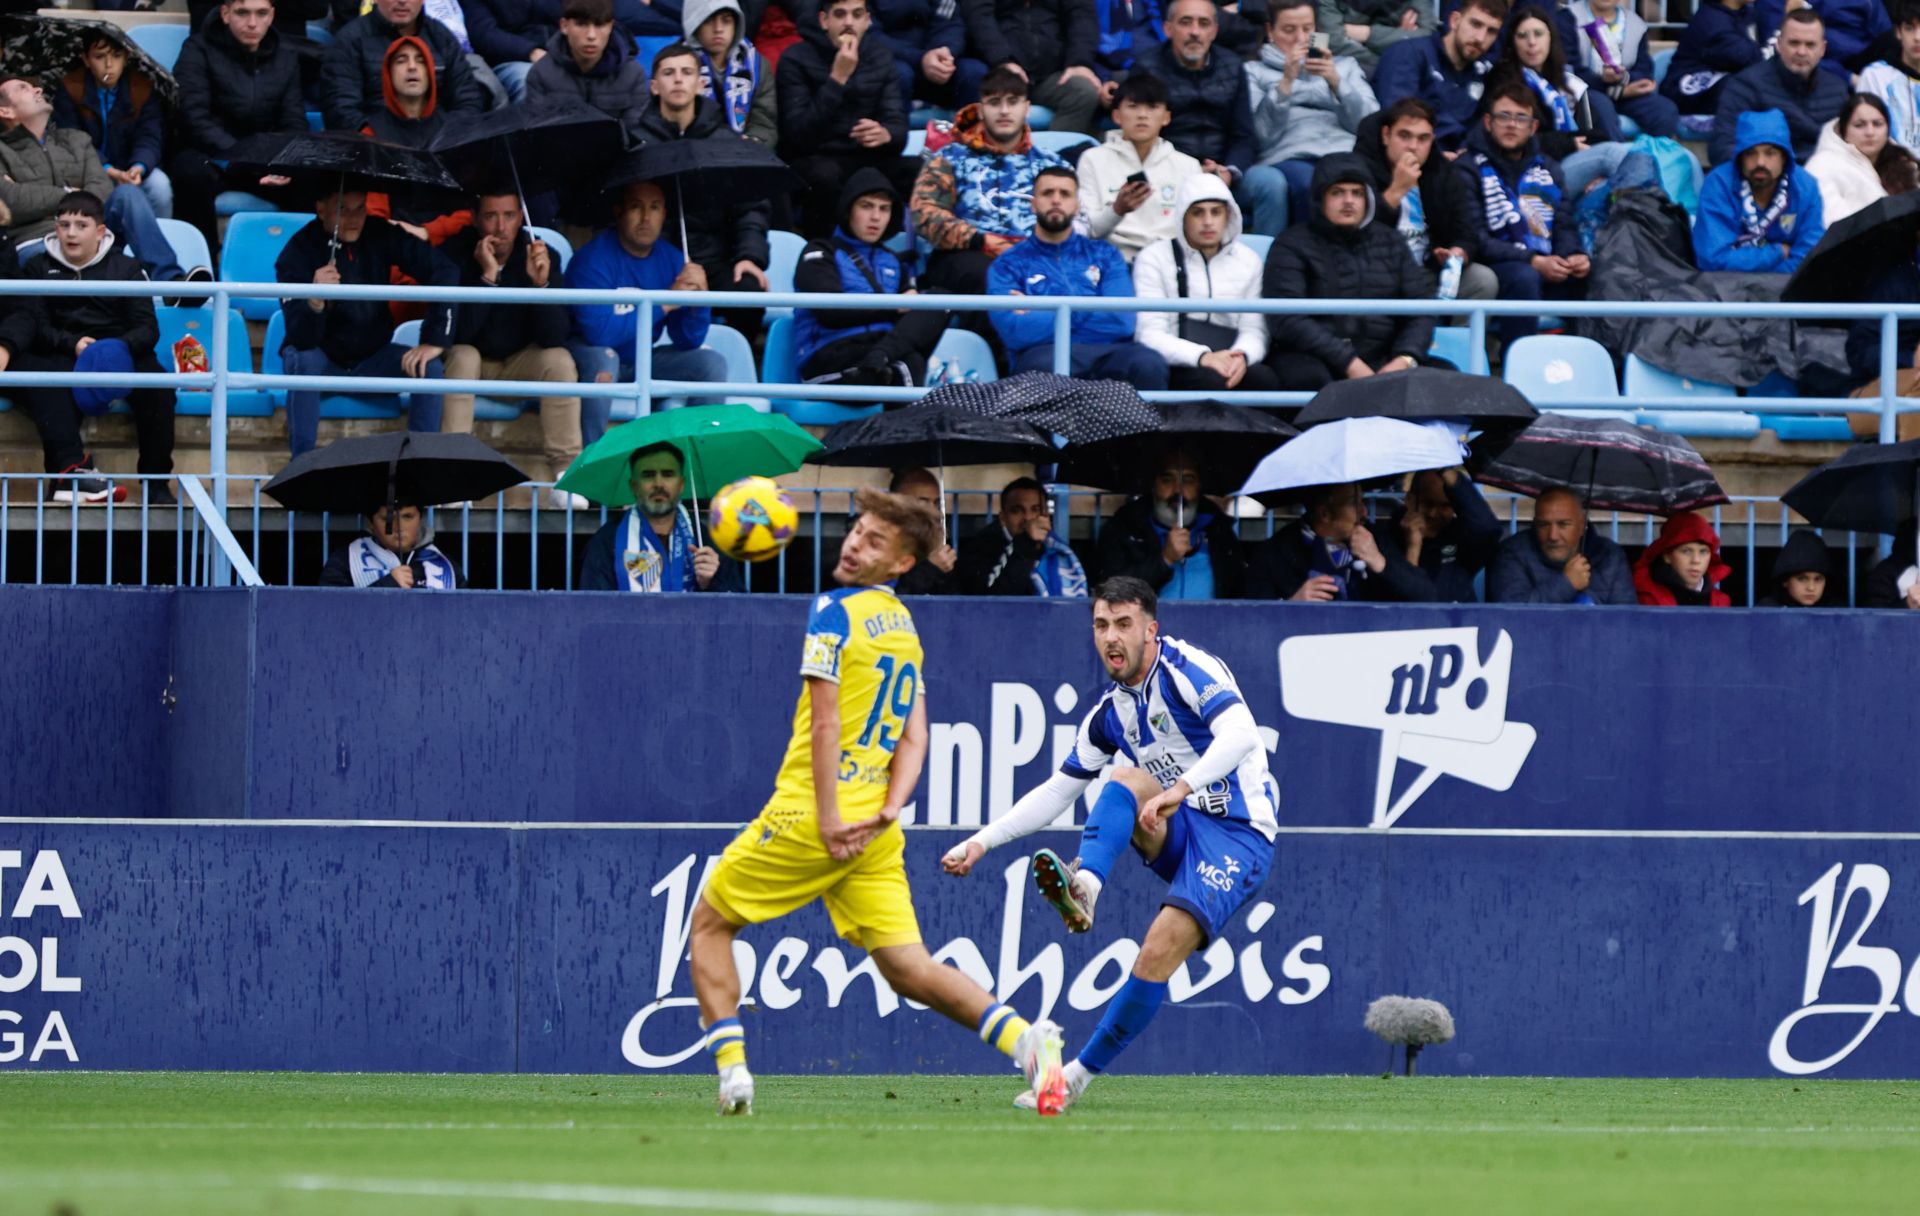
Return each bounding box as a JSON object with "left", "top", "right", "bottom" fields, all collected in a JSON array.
[
  {"left": 1292, "top": 366, "right": 1538, "bottom": 432},
  {"left": 921, "top": 371, "right": 1161, "bottom": 445},
  {"left": 0, "top": 15, "right": 178, "bottom": 108},
  {"left": 1784, "top": 190, "right": 1920, "bottom": 305},
  {"left": 809, "top": 406, "right": 1058, "bottom": 468},
  {"left": 1056, "top": 399, "right": 1298, "bottom": 493},
  {"left": 226, "top": 130, "right": 461, "bottom": 192},
  {"left": 264, "top": 432, "right": 528, "bottom": 514},
  {"left": 1469, "top": 412, "right": 1728, "bottom": 516},
  {"left": 1780, "top": 438, "right": 1920, "bottom": 535},
  {"left": 429, "top": 104, "right": 625, "bottom": 204},
  {"left": 604, "top": 138, "right": 801, "bottom": 253}
]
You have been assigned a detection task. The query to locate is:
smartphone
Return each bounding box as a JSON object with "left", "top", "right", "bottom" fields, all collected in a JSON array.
[
  {"left": 1309, "top": 31, "right": 1331, "bottom": 57},
  {"left": 1125, "top": 171, "right": 1150, "bottom": 186}
]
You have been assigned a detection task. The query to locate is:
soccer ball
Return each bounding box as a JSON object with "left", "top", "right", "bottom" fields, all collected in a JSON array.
[{"left": 708, "top": 476, "right": 798, "bottom": 563}]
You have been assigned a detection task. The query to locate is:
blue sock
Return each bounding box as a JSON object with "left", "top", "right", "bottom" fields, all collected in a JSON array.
[
  {"left": 1077, "top": 975, "right": 1168, "bottom": 1074},
  {"left": 1077, "top": 782, "right": 1138, "bottom": 884}
]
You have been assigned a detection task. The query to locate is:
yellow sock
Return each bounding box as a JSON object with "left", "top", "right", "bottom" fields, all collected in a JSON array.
[
  {"left": 705, "top": 1017, "right": 747, "bottom": 1072},
  {"left": 977, "top": 1003, "right": 1030, "bottom": 1059}
]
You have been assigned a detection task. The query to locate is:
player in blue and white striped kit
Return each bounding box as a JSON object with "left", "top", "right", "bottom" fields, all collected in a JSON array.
[{"left": 942, "top": 575, "right": 1278, "bottom": 1109}]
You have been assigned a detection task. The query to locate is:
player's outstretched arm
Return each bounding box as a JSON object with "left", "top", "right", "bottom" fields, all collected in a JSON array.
[{"left": 942, "top": 770, "right": 1091, "bottom": 876}]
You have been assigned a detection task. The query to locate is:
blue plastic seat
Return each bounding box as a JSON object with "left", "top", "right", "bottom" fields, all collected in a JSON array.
[
  {"left": 698, "top": 324, "right": 766, "bottom": 412},
  {"left": 1032, "top": 131, "right": 1096, "bottom": 158},
  {"left": 1623, "top": 353, "right": 1756, "bottom": 436},
  {"left": 220, "top": 212, "right": 312, "bottom": 320},
  {"left": 1427, "top": 325, "right": 1473, "bottom": 371},
  {"left": 305, "top": 19, "right": 335, "bottom": 45},
  {"left": 1028, "top": 105, "right": 1055, "bottom": 130},
  {"left": 528, "top": 225, "right": 573, "bottom": 272},
  {"left": 261, "top": 310, "right": 408, "bottom": 418},
  {"left": 1237, "top": 233, "right": 1274, "bottom": 263},
  {"left": 1767, "top": 415, "right": 1856, "bottom": 441},
  {"left": 907, "top": 106, "right": 954, "bottom": 128},
  {"left": 633, "top": 36, "right": 679, "bottom": 70},
  {"left": 155, "top": 218, "right": 212, "bottom": 276},
  {"left": 216, "top": 190, "right": 278, "bottom": 218},
  {"left": 305, "top": 110, "right": 325, "bottom": 132},
  {"left": 1652, "top": 47, "right": 1674, "bottom": 86},
  {"left": 128, "top": 24, "right": 190, "bottom": 71},
  {"left": 1502, "top": 334, "right": 1625, "bottom": 415},
  {"left": 156, "top": 305, "right": 276, "bottom": 417},
  {"left": 926, "top": 328, "right": 997, "bottom": 386},
  {"left": 763, "top": 229, "right": 808, "bottom": 321},
  {"left": 762, "top": 316, "right": 882, "bottom": 424}
]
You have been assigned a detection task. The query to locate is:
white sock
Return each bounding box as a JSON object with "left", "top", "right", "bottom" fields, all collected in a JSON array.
[
  {"left": 1076, "top": 870, "right": 1104, "bottom": 903},
  {"left": 1063, "top": 1059, "right": 1092, "bottom": 1093}
]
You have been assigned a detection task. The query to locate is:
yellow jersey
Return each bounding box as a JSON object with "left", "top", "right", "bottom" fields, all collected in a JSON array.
[{"left": 767, "top": 583, "right": 922, "bottom": 825}]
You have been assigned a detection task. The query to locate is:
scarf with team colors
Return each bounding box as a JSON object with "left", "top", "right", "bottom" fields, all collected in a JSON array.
[
  {"left": 694, "top": 43, "right": 761, "bottom": 135},
  {"left": 1734, "top": 175, "right": 1791, "bottom": 248},
  {"left": 1478, "top": 155, "right": 1561, "bottom": 255}
]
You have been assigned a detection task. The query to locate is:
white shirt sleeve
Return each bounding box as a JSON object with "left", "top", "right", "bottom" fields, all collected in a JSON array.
[
  {"left": 1176, "top": 702, "right": 1262, "bottom": 793},
  {"left": 965, "top": 770, "right": 1093, "bottom": 854}
]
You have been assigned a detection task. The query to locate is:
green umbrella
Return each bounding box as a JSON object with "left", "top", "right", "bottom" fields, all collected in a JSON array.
[{"left": 555, "top": 404, "right": 823, "bottom": 544}]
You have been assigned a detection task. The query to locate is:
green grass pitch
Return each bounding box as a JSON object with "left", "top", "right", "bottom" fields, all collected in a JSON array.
[{"left": 3, "top": 1072, "right": 1917, "bottom": 1215}]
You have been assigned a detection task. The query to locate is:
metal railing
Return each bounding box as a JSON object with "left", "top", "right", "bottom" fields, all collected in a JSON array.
[{"left": 1, "top": 278, "right": 1914, "bottom": 591}]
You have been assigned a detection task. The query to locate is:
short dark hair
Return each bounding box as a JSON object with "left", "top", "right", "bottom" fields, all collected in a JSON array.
[
  {"left": 1265, "top": 0, "right": 1315, "bottom": 22},
  {"left": 1034, "top": 164, "right": 1078, "bottom": 189},
  {"left": 853, "top": 488, "right": 942, "bottom": 561},
  {"left": 1112, "top": 72, "right": 1169, "bottom": 109},
  {"left": 1092, "top": 576, "right": 1158, "bottom": 620},
  {"left": 1002, "top": 475, "right": 1046, "bottom": 501},
  {"left": 1780, "top": 5, "right": 1824, "bottom": 29},
  {"left": 629, "top": 441, "right": 683, "bottom": 472},
  {"left": 80, "top": 29, "right": 127, "bottom": 53},
  {"left": 1303, "top": 483, "right": 1362, "bottom": 522},
  {"left": 55, "top": 190, "right": 105, "bottom": 224},
  {"left": 1483, "top": 79, "right": 1540, "bottom": 119},
  {"left": 888, "top": 467, "right": 939, "bottom": 493},
  {"left": 562, "top": 0, "right": 614, "bottom": 24},
  {"left": 1380, "top": 96, "right": 1436, "bottom": 132},
  {"left": 979, "top": 64, "right": 1029, "bottom": 101},
  {"left": 652, "top": 41, "right": 698, "bottom": 74},
  {"left": 1457, "top": 0, "right": 1510, "bottom": 23}
]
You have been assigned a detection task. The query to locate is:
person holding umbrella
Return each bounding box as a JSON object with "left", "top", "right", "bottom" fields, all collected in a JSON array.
[
  {"left": 274, "top": 186, "right": 457, "bottom": 456},
  {"left": 1486, "top": 486, "right": 1635, "bottom": 604},
  {"left": 889, "top": 469, "right": 958, "bottom": 595},
  {"left": 319, "top": 500, "right": 465, "bottom": 588},
  {"left": 579, "top": 441, "right": 742, "bottom": 591},
  {"left": 1864, "top": 517, "right": 1920, "bottom": 609},
  {"left": 1095, "top": 449, "right": 1247, "bottom": 600}
]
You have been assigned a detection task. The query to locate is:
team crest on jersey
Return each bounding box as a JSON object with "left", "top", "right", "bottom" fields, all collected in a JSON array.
[
  {"left": 1085, "top": 264, "right": 1102, "bottom": 287},
  {"left": 1150, "top": 710, "right": 1172, "bottom": 736}
]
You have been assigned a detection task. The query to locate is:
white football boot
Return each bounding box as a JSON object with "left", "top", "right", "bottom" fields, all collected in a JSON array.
[
  {"left": 1030, "top": 849, "right": 1098, "bottom": 934},
  {"left": 716, "top": 1064, "right": 755, "bottom": 1116}
]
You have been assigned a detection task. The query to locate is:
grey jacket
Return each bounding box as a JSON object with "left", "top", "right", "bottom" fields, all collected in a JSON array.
[
  {"left": 1315, "top": 0, "right": 1435, "bottom": 73},
  {"left": 1487, "top": 528, "right": 1637, "bottom": 605},
  {"left": 1244, "top": 44, "right": 1378, "bottom": 166},
  {"left": 0, "top": 124, "right": 112, "bottom": 241}
]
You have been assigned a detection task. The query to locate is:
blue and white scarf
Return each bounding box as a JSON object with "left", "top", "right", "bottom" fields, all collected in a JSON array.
[
  {"left": 694, "top": 43, "right": 762, "bottom": 136},
  {"left": 1152, "top": 510, "right": 1215, "bottom": 600},
  {"left": 621, "top": 505, "right": 698, "bottom": 593},
  {"left": 1030, "top": 533, "right": 1088, "bottom": 598},
  {"left": 1303, "top": 524, "right": 1355, "bottom": 599},
  {"left": 1734, "top": 175, "right": 1791, "bottom": 248},
  {"left": 1521, "top": 67, "right": 1578, "bottom": 133},
  {"left": 347, "top": 535, "right": 457, "bottom": 589},
  {"left": 1478, "top": 155, "right": 1561, "bottom": 255}
]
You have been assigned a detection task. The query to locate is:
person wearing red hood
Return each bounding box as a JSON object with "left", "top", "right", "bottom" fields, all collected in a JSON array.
[
  {"left": 1634, "top": 511, "right": 1733, "bottom": 607},
  {"left": 364, "top": 37, "right": 472, "bottom": 246}
]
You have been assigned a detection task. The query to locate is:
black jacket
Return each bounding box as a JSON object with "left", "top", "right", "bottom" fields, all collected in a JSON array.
[
  {"left": 1371, "top": 476, "right": 1503, "bottom": 602},
  {"left": 579, "top": 513, "right": 745, "bottom": 591},
  {"left": 1353, "top": 109, "right": 1481, "bottom": 263},
  {"left": 956, "top": 520, "right": 1046, "bottom": 595},
  {"left": 320, "top": 9, "right": 484, "bottom": 131},
  {"left": 775, "top": 25, "right": 908, "bottom": 158},
  {"left": 1708, "top": 55, "right": 1847, "bottom": 166},
  {"left": 1862, "top": 519, "right": 1919, "bottom": 609},
  {"left": 275, "top": 215, "right": 457, "bottom": 367},
  {"left": 896, "top": 558, "right": 955, "bottom": 595},
  {"left": 525, "top": 27, "right": 651, "bottom": 136},
  {"left": 866, "top": 0, "right": 968, "bottom": 62},
  {"left": 1263, "top": 154, "right": 1435, "bottom": 371},
  {"left": 464, "top": 0, "right": 679, "bottom": 63},
  {"left": 13, "top": 236, "right": 158, "bottom": 361},
  {"left": 442, "top": 227, "right": 571, "bottom": 359},
  {"left": 1759, "top": 528, "right": 1835, "bottom": 606},
  {"left": 961, "top": 0, "right": 1095, "bottom": 77},
  {"left": 1245, "top": 520, "right": 1418, "bottom": 601},
  {"left": 174, "top": 14, "right": 309, "bottom": 157},
  {"left": 633, "top": 99, "right": 772, "bottom": 270},
  {"left": 1095, "top": 495, "right": 1245, "bottom": 598},
  {"left": 1133, "top": 41, "right": 1255, "bottom": 172},
  {"left": 189, "top": 0, "right": 327, "bottom": 47}
]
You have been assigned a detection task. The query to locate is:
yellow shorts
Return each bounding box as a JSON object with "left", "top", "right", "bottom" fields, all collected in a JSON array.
[{"left": 701, "top": 804, "right": 922, "bottom": 952}]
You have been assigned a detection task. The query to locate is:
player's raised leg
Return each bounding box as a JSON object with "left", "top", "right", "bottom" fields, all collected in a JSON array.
[
  {"left": 690, "top": 898, "right": 756, "bottom": 1116},
  {"left": 1031, "top": 766, "right": 1163, "bottom": 934}
]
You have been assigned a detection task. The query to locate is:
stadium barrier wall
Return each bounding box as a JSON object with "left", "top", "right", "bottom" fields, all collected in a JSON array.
[{"left": 4, "top": 819, "right": 1918, "bottom": 1079}]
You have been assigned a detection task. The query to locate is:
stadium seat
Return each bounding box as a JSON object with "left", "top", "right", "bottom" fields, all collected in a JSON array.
[
  {"left": 1502, "top": 334, "right": 1629, "bottom": 416},
  {"left": 907, "top": 106, "right": 954, "bottom": 128},
  {"left": 697, "top": 324, "right": 767, "bottom": 413},
  {"left": 1427, "top": 325, "right": 1473, "bottom": 371},
  {"left": 926, "top": 327, "right": 997, "bottom": 386},
  {"left": 305, "top": 19, "right": 335, "bottom": 45},
  {"left": 1624, "top": 355, "right": 1756, "bottom": 435},
  {"left": 1652, "top": 47, "right": 1674, "bottom": 86},
  {"left": 634, "top": 35, "right": 679, "bottom": 69},
  {"left": 1028, "top": 104, "right": 1055, "bottom": 130},
  {"left": 156, "top": 305, "right": 276, "bottom": 417},
  {"left": 763, "top": 229, "right": 807, "bottom": 321},
  {"left": 128, "top": 23, "right": 190, "bottom": 71},
  {"left": 1032, "top": 131, "right": 1096, "bottom": 158},
  {"left": 762, "top": 315, "right": 882, "bottom": 424},
  {"left": 1766, "top": 415, "right": 1856, "bottom": 441},
  {"left": 1237, "top": 233, "right": 1273, "bottom": 262},
  {"left": 529, "top": 225, "right": 573, "bottom": 272},
  {"left": 220, "top": 212, "right": 311, "bottom": 320},
  {"left": 305, "top": 110, "right": 325, "bottom": 132},
  {"left": 1624, "top": 354, "right": 1736, "bottom": 399},
  {"left": 261, "top": 310, "right": 407, "bottom": 418},
  {"left": 155, "top": 218, "right": 212, "bottom": 277},
  {"left": 215, "top": 191, "right": 278, "bottom": 219},
  {"left": 905, "top": 130, "right": 928, "bottom": 159}
]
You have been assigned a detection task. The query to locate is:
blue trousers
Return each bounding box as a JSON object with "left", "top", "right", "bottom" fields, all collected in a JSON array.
[
  {"left": 282, "top": 344, "right": 444, "bottom": 456},
  {"left": 1012, "top": 341, "right": 1169, "bottom": 390},
  {"left": 568, "top": 342, "right": 731, "bottom": 446},
  {"left": 1235, "top": 165, "right": 1289, "bottom": 236},
  {"left": 107, "top": 182, "right": 183, "bottom": 281}
]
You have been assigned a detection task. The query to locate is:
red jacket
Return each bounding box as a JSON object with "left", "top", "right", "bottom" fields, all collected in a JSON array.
[{"left": 1634, "top": 512, "right": 1732, "bottom": 606}]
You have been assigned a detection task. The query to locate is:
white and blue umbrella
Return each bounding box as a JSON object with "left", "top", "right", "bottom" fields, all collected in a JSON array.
[{"left": 1236, "top": 417, "right": 1463, "bottom": 500}]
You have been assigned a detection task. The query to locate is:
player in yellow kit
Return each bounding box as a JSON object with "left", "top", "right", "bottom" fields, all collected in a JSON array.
[{"left": 690, "top": 488, "right": 1067, "bottom": 1117}]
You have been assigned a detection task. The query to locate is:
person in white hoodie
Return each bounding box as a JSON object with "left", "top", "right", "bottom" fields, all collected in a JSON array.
[
  {"left": 1076, "top": 73, "right": 1202, "bottom": 263},
  {"left": 1133, "top": 173, "right": 1279, "bottom": 392},
  {"left": 1806, "top": 93, "right": 1920, "bottom": 222},
  {"left": 1242, "top": 0, "right": 1378, "bottom": 231}
]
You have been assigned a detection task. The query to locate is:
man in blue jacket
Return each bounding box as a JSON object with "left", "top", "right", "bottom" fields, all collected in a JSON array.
[
  {"left": 1372, "top": 0, "right": 1506, "bottom": 153},
  {"left": 1694, "top": 108, "right": 1825, "bottom": 274},
  {"left": 1661, "top": 0, "right": 1765, "bottom": 117},
  {"left": 1708, "top": 8, "right": 1845, "bottom": 164},
  {"left": 986, "top": 165, "right": 1169, "bottom": 387},
  {"left": 564, "top": 180, "right": 729, "bottom": 443}
]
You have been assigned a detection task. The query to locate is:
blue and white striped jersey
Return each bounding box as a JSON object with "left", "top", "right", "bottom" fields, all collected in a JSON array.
[{"left": 1060, "top": 637, "right": 1278, "bottom": 838}]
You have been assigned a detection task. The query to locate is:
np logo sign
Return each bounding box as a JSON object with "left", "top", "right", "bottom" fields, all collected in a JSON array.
[{"left": 1278, "top": 627, "right": 1537, "bottom": 827}]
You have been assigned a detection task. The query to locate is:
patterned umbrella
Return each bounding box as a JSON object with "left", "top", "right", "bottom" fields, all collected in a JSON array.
[
  {"left": 808, "top": 406, "right": 1057, "bottom": 468},
  {"left": 1056, "top": 399, "right": 1297, "bottom": 493},
  {"left": 921, "top": 371, "right": 1160, "bottom": 445},
  {"left": 0, "top": 15, "right": 178, "bottom": 108},
  {"left": 1470, "top": 413, "right": 1728, "bottom": 516}
]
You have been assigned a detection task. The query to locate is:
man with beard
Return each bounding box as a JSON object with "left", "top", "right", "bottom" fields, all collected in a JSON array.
[
  {"left": 1693, "top": 107, "right": 1826, "bottom": 274},
  {"left": 579, "top": 441, "right": 741, "bottom": 591},
  {"left": 1709, "top": 8, "right": 1845, "bottom": 165},
  {"left": 986, "top": 166, "right": 1169, "bottom": 388},
  {"left": 1094, "top": 450, "right": 1246, "bottom": 599},
  {"left": 1372, "top": 0, "right": 1507, "bottom": 153},
  {"left": 942, "top": 574, "right": 1277, "bottom": 1111}
]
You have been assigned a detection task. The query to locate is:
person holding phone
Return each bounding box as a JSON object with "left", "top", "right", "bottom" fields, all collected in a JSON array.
[
  {"left": 1243, "top": 0, "right": 1378, "bottom": 231},
  {"left": 1076, "top": 73, "right": 1201, "bottom": 262}
]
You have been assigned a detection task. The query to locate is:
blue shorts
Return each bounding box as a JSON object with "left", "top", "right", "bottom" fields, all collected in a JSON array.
[{"left": 1136, "top": 811, "right": 1274, "bottom": 946}]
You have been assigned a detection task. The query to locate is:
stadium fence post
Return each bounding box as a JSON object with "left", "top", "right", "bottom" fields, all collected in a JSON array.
[
  {"left": 1881, "top": 312, "right": 1899, "bottom": 561},
  {"left": 211, "top": 286, "right": 232, "bottom": 587},
  {"left": 1053, "top": 303, "right": 1071, "bottom": 376},
  {"left": 636, "top": 299, "right": 655, "bottom": 419},
  {"left": 1467, "top": 307, "right": 1488, "bottom": 375}
]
